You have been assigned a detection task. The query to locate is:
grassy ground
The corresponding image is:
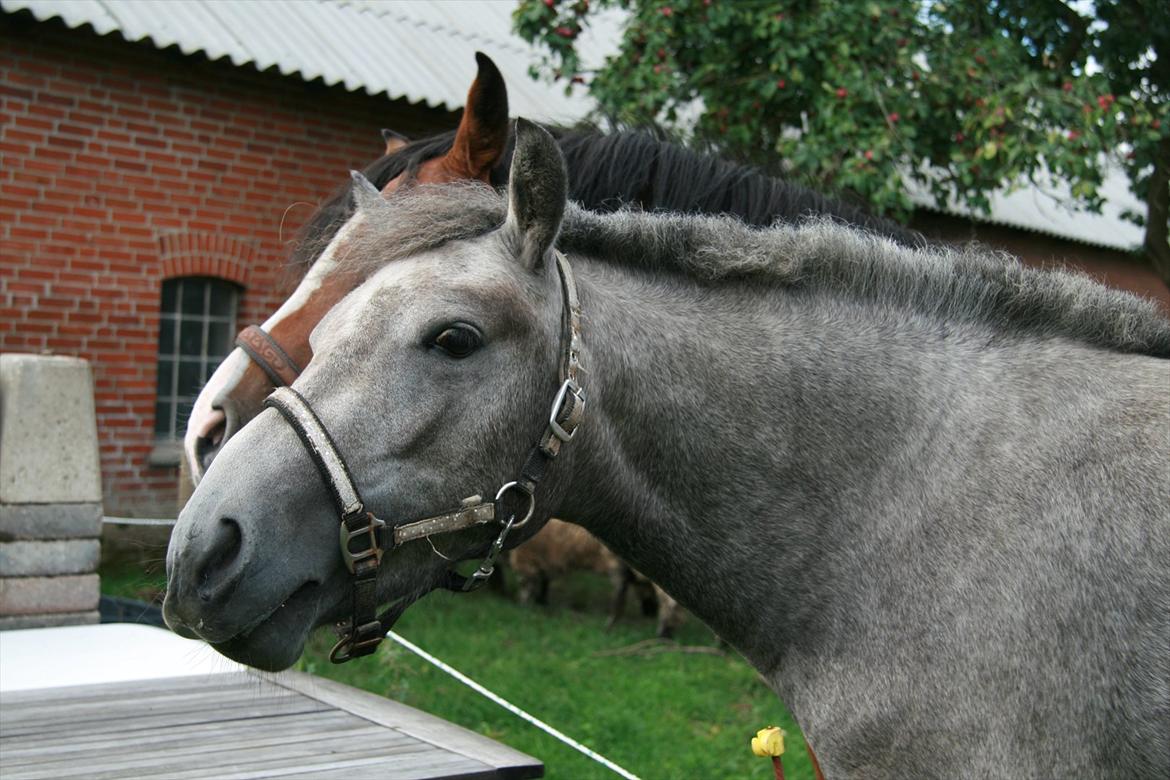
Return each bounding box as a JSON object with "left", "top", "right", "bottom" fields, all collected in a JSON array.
[{"left": 101, "top": 561, "right": 812, "bottom": 779}]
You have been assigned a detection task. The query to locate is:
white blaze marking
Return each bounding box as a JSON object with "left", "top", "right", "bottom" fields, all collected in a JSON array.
[{"left": 183, "top": 213, "right": 368, "bottom": 483}]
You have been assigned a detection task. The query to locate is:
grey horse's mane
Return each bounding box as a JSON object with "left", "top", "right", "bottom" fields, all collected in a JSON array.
[{"left": 340, "top": 183, "right": 1170, "bottom": 358}]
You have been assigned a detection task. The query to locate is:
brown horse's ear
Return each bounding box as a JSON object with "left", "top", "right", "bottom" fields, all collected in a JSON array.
[
  {"left": 381, "top": 128, "right": 410, "bottom": 155},
  {"left": 445, "top": 52, "right": 509, "bottom": 182}
]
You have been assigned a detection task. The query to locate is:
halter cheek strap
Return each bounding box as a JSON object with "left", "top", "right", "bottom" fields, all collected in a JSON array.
[
  {"left": 263, "top": 250, "right": 585, "bottom": 664},
  {"left": 236, "top": 325, "right": 303, "bottom": 388},
  {"left": 266, "top": 386, "right": 500, "bottom": 661}
]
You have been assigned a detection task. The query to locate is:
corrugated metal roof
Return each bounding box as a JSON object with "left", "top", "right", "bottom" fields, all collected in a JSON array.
[
  {"left": 905, "top": 165, "right": 1145, "bottom": 252},
  {"left": 0, "top": 0, "right": 607, "bottom": 123},
  {"left": 3, "top": 0, "right": 1146, "bottom": 251}
]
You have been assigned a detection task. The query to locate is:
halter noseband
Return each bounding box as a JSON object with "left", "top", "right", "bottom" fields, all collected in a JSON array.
[
  {"left": 235, "top": 325, "right": 303, "bottom": 388},
  {"left": 263, "top": 250, "right": 585, "bottom": 663}
]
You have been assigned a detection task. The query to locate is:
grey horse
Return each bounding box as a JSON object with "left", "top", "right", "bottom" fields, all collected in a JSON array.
[{"left": 166, "top": 122, "right": 1170, "bottom": 777}]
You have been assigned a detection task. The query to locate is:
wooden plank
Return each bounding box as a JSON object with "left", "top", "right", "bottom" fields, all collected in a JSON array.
[
  {"left": 0, "top": 710, "right": 357, "bottom": 763},
  {"left": 2, "top": 685, "right": 309, "bottom": 727},
  {"left": 279, "top": 764, "right": 503, "bottom": 780},
  {"left": 0, "top": 673, "right": 255, "bottom": 706},
  {"left": 265, "top": 670, "right": 543, "bottom": 779},
  {"left": 0, "top": 696, "right": 329, "bottom": 740},
  {"left": 1, "top": 692, "right": 315, "bottom": 743},
  {"left": 1, "top": 694, "right": 329, "bottom": 737},
  {"left": 1, "top": 720, "right": 398, "bottom": 770},
  {"left": 276, "top": 752, "right": 506, "bottom": 780},
  {"left": 0, "top": 669, "right": 541, "bottom": 779},
  {"left": 6, "top": 726, "right": 412, "bottom": 780},
  {"left": 95, "top": 741, "right": 471, "bottom": 780},
  {"left": 0, "top": 674, "right": 324, "bottom": 737},
  {"left": 173, "top": 749, "right": 489, "bottom": 780}
]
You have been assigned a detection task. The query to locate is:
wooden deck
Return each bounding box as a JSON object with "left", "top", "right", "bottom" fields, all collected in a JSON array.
[{"left": 0, "top": 670, "right": 543, "bottom": 779}]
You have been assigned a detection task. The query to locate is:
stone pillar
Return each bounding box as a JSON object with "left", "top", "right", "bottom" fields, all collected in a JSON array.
[{"left": 0, "top": 354, "right": 102, "bottom": 629}]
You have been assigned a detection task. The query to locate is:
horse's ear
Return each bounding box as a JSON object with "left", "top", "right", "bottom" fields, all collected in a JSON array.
[
  {"left": 444, "top": 52, "right": 509, "bottom": 181},
  {"left": 503, "top": 119, "right": 567, "bottom": 272},
  {"left": 350, "top": 170, "right": 382, "bottom": 211},
  {"left": 381, "top": 128, "right": 410, "bottom": 155}
]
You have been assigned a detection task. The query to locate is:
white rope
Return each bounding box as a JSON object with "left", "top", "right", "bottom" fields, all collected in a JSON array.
[
  {"left": 103, "top": 516, "right": 177, "bottom": 527},
  {"left": 385, "top": 630, "right": 642, "bottom": 780}
]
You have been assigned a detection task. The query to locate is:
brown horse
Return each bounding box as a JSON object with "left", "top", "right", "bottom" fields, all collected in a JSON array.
[{"left": 183, "top": 53, "right": 921, "bottom": 485}]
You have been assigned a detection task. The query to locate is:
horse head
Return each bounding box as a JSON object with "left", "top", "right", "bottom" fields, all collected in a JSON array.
[
  {"left": 164, "top": 121, "right": 575, "bottom": 671},
  {"left": 183, "top": 53, "right": 511, "bottom": 485}
]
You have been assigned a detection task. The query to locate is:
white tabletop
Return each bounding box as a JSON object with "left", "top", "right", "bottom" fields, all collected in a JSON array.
[{"left": 0, "top": 623, "right": 243, "bottom": 692}]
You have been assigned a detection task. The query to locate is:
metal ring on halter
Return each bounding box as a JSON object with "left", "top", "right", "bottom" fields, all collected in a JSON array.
[{"left": 495, "top": 481, "right": 535, "bottom": 529}]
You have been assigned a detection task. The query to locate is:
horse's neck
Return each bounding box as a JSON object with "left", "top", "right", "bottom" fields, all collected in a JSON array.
[{"left": 556, "top": 260, "right": 1109, "bottom": 670}]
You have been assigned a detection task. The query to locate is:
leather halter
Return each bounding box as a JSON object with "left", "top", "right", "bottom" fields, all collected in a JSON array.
[
  {"left": 235, "top": 325, "right": 303, "bottom": 387},
  {"left": 264, "top": 251, "right": 585, "bottom": 663}
]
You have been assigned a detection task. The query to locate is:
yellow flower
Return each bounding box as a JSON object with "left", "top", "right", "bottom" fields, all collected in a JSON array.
[{"left": 751, "top": 726, "right": 785, "bottom": 757}]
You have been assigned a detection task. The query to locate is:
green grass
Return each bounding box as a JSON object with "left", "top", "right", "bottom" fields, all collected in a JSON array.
[{"left": 102, "top": 563, "right": 812, "bottom": 779}]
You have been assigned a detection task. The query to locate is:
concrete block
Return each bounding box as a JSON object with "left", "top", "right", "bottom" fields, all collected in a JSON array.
[
  {"left": 0, "top": 540, "right": 100, "bottom": 576},
  {"left": 0, "top": 353, "right": 101, "bottom": 504},
  {"left": 0, "top": 610, "right": 100, "bottom": 630},
  {"left": 0, "top": 575, "right": 100, "bottom": 615},
  {"left": 0, "top": 502, "right": 102, "bottom": 541}
]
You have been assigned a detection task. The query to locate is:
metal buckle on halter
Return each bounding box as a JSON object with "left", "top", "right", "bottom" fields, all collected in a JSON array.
[
  {"left": 329, "top": 619, "right": 385, "bottom": 663},
  {"left": 548, "top": 378, "right": 585, "bottom": 443},
  {"left": 339, "top": 511, "right": 386, "bottom": 574},
  {"left": 461, "top": 513, "right": 518, "bottom": 592}
]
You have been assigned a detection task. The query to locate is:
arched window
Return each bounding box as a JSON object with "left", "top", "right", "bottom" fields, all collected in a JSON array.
[{"left": 154, "top": 277, "right": 240, "bottom": 443}]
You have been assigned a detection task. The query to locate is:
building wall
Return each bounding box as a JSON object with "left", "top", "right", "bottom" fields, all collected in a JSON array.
[
  {"left": 912, "top": 211, "right": 1170, "bottom": 315},
  {"left": 0, "top": 14, "right": 454, "bottom": 516},
  {"left": 5, "top": 15, "right": 1166, "bottom": 517}
]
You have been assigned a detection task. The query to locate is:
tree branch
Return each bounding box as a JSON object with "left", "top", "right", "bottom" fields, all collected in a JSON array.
[{"left": 1144, "top": 133, "right": 1170, "bottom": 286}]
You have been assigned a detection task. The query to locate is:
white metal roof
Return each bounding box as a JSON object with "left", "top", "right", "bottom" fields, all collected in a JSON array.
[
  {"left": 0, "top": 0, "right": 611, "bottom": 123},
  {"left": 905, "top": 165, "right": 1145, "bottom": 252},
  {"left": 4, "top": 0, "right": 1144, "bottom": 251}
]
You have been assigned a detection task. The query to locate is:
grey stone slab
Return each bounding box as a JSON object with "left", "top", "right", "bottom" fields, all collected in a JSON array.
[
  {"left": 0, "top": 540, "right": 100, "bottom": 576},
  {"left": 0, "top": 354, "right": 102, "bottom": 504},
  {"left": 0, "top": 574, "right": 100, "bottom": 616},
  {"left": 0, "top": 503, "right": 102, "bottom": 541},
  {"left": 0, "top": 610, "right": 99, "bottom": 630}
]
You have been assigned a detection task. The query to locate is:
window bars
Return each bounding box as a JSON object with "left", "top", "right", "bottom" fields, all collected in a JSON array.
[{"left": 154, "top": 277, "right": 239, "bottom": 440}]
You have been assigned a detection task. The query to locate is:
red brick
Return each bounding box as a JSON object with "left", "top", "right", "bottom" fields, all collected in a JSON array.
[{"left": 1, "top": 20, "right": 449, "bottom": 515}]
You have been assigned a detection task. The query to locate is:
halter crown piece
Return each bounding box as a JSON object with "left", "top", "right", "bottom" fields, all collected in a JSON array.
[{"left": 264, "top": 251, "right": 585, "bottom": 663}]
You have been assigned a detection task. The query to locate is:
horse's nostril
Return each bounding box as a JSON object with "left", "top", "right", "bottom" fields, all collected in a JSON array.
[
  {"left": 194, "top": 410, "right": 228, "bottom": 472},
  {"left": 197, "top": 517, "right": 243, "bottom": 603}
]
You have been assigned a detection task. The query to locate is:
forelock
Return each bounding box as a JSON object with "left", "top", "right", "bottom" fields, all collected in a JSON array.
[{"left": 334, "top": 182, "right": 506, "bottom": 279}]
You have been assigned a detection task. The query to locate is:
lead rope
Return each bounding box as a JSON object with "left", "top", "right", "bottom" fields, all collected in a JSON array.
[{"left": 386, "top": 630, "right": 641, "bottom": 780}]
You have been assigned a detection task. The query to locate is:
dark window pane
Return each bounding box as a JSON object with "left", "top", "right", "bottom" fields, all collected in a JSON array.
[
  {"left": 207, "top": 321, "right": 232, "bottom": 355},
  {"left": 177, "top": 360, "right": 202, "bottom": 395},
  {"left": 179, "top": 319, "right": 203, "bottom": 356},
  {"left": 209, "top": 286, "right": 235, "bottom": 318},
  {"left": 160, "top": 280, "right": 177, "bottom": 313},
  {"left": 181, "top": 280, "right": 205, "bottom": 315},
  {"left": 157, "top": 359, "right": 174, "bottom": 396},
  {"left": 175, "top": 399, "right": 194, "bottom": 429},
  {"left": 154, "top": 401, "right": 172, "bottom": 435},
  {"left": 155, "top": 276, "right": 241, "bottom": 441},
  {"left": 158, "top": 317, "right": 176, "bottom": 356}
]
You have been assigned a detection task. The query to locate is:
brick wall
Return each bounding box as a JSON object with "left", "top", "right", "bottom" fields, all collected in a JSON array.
[{"left": 0, "top": 14, "right": 454, "bottom": 516}]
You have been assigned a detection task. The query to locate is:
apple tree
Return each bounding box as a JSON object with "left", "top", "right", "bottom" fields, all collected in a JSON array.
[{"left": 515, "top": 0, "right": 1170, "bottom": 281}]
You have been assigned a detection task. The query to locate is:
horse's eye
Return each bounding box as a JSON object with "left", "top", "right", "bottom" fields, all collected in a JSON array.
[{"left": 432, "top": 324, "right": 482, "bottom": 358}]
